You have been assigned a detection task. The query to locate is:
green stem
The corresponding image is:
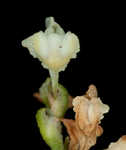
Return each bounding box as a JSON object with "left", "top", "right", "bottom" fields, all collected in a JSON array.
[{"left": 49, "top": 70, "right": 59, "bottom": 98}]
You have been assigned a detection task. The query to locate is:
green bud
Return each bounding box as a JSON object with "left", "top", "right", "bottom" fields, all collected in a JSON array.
[
  {"left": 39, "top": 78, "right": 69, "bottom": 118},
  {"left": 51, "top": 83, "right": 69, "bottom": 118},
  {"left": 39, "top": 78, "right": 51, "bottom": 107},
  {"left": 36, "top": 108, "right": 64, "bottom": 150}
]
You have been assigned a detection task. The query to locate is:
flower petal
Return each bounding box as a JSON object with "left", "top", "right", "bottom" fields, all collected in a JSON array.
[
  {"left": 22, "top": 31, "right": 49, "bottom": 61},
  {"left": 61, "top": 32, "right": 80, "bottom": 58}
]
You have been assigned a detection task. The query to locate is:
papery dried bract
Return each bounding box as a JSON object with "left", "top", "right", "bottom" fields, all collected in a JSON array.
[
  {"left": 61, "top": 118, "right": 103, "bottom": 150},
  {"left": 60, "top": 119, "right": 84, "bottom": 150}
]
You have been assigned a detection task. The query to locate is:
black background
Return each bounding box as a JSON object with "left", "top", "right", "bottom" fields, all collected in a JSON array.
[{"left": 14, "top": 6, "right": 126, "bottom": 150}]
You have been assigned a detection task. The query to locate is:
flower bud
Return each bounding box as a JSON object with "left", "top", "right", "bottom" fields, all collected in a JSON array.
[
  {"left": 39, "top": 78, "right": 69, "bottom": 118},
  {"left": 36, "top": 108, "right": 64, "bottom": 150}
]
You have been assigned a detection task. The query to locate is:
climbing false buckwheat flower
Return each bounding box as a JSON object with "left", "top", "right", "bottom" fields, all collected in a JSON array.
[
  {"left": 106, "top": 135, "right": 126, "bottom": 150},
  {"left": 72, "top": 85, "right": 109, "bottom": 136},
  {"left": 22, "top": 17, "right": 80, "bottom": 95},
  {"left": 61, "top": 85, "right": 110, "bottom": 150}
]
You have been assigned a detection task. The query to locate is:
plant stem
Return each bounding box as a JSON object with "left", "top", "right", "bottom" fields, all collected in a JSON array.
[{"left": 49, "top": 70, "right": 59, "bottom": 98}]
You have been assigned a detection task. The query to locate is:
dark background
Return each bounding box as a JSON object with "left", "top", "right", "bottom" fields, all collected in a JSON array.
[{"left": 15, "top": 8, "right": 126, "bottom": 150}]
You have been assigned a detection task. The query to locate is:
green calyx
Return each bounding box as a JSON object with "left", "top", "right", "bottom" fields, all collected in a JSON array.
[
  {"left": 39, "top": 77, "right": 69, "bottom": 118},
  {"left": 36, "top": 108, "right": 64, "bottom": 150},
  {"left": 51, "top": 83, "right": 69, "bottom": 118},
  {"left": 39, "top": 78, "right": 52, "bottom": 107}
]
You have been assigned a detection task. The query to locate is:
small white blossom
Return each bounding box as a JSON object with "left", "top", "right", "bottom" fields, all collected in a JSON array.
[{"left": 22, "top": 17, "right": 80, "bottom": 72}]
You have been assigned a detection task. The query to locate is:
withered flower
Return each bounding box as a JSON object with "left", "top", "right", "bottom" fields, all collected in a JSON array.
[
  {"left": 61, "top": 85, "right": 109, "bottom": 150},
  {"left": 106, "top": 135, "right": 126, "bottom": 150}
]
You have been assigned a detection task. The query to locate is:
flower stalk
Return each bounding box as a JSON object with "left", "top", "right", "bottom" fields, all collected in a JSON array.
[{"left": 49, "top": 70, "right": 59, "bottom": 98}]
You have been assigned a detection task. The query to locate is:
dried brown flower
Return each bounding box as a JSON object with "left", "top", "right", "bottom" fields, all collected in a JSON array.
[
  {"left": 61, "top": 85, "right": 109, "bottom": 150},
  {"left": 106, "top": 135, "right": 126, "bottom": 150}
]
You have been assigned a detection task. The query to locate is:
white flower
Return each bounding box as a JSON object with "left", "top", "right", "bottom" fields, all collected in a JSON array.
[{"left": 22, "top": 17, "right": 80, "bottom": 72}]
